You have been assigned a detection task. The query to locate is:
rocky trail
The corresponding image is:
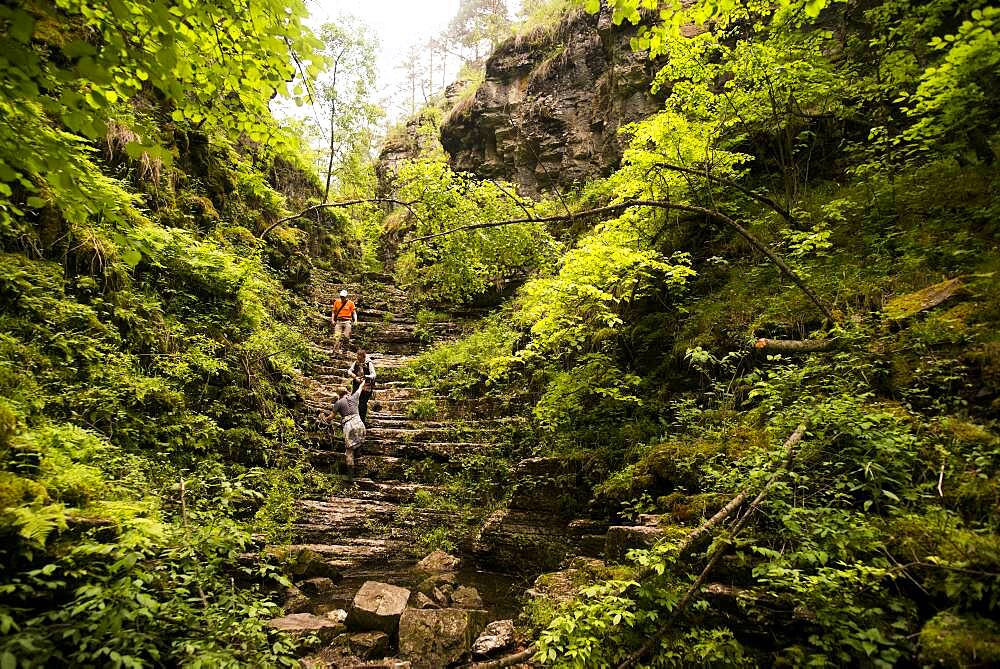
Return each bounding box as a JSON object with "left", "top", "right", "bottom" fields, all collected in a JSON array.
[
  {"left": 261, "top": 270, "right": 669, "bottom": 668},
  {"left": 263, "top": 270, "right": 534, "bottom": 668}
]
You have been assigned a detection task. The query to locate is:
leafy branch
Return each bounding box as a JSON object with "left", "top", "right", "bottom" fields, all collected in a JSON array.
[{"left": 403, "top": 200, "right": 836, "bottom": 322}]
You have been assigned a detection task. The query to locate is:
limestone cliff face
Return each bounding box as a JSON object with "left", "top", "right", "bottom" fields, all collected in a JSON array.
[{"left": 439, "top": 8, "right": 665, "bottom": 197}]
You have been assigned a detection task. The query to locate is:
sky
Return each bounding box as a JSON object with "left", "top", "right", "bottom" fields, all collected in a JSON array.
[{"left": 300, "top": 0, "right": 464, "bottom": 123}]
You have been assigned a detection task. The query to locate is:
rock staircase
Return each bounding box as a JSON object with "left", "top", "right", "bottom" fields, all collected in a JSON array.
[{"left": 289, "top": 270, "right": 509, "bottom": 571}]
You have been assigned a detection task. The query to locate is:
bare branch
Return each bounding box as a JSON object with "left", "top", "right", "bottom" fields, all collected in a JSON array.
[
  {"left": 459, "top": 646, "right": 537, "bottom": 668},
  {"left": 402, "top": 199, "right": 836, "bottom": 322},
  {"left": 754, "top": 337, "right": 839, "bottom": 353},
  {"left": 258, "top": 198, "right": 421, "bottom": 239},
  {"left": 650, "top": 161, "right": 804, "bottom": 229}
]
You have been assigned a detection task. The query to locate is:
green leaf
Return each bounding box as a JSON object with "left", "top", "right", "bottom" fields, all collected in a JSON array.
[
  {"left": 122, "top": 248, "right": 142, "bottom": 268},
  {"left": 584, "top": 0, "right": 601, "bottom": 14}
]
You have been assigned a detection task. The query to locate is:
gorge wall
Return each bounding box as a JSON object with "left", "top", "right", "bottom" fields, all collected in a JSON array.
[{"left": 438, "top": 8, "right": 667, "bottom": 197}]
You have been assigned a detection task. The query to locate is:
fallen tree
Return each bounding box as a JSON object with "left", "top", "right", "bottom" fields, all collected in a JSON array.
[
  {"left": 754, "top": 337, "right": 840, "bottom": 353},
  {"left": 617, "top": 422, "right": 809, "bottom": 669}
]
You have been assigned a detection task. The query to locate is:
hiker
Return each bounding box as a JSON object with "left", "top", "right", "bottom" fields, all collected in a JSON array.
[
  {"left": 331, "top": 289, "right": 358, "bottom": 353},
  {"left": 331, "top": 382, "right": 366, "bottom": 478},
  {"left": 347, "top": 348, "right": 376, "bottom": 426}
]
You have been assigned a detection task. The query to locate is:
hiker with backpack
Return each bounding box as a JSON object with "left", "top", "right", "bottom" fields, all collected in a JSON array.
[
  {"left": 347, "top": 348, "right": 376, "bottom": 426},
  {"left": 331, "top": 289, "right": 358, "bottom": 353}
]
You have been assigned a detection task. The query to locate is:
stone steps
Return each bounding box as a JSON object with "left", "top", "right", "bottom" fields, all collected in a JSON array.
[
  {"left": 289, "top": 272, "right": 526, "bottom": 577},
  {"left": 281, "top": 541, "right": 411, "bottom": 570},
  {"left": 294, "top": 497, "right": 449, "bottom": 543}
]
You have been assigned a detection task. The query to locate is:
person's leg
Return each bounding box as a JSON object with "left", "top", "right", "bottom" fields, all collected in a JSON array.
[
  {"left": 344, "top": 445, "right": 355, "bottom": 479},
  {"left": 359, "top": 389, "right": 371, "bottom": 425},
  {"left": 343, "top": 320, "right": 353, "bottom": 345},
  {"left": 332, "top": 321, "right": 344, "bottom": 352}
]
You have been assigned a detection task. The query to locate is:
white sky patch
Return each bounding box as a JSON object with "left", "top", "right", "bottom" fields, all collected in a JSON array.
[{"left": 295, "top": 0, "right": 461, "bottom": 124}]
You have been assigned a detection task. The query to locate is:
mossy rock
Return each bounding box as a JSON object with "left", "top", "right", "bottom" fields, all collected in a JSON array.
[
  {"left": 0, "top": 472, "right": 46, "bottom": 509},
  {"left": 596, "top": 428, "right": 766, "bottom": 503},
  {"left": 0, "top": 400, "right": 16, "bottom": 448},
  {"left": 919, "top": 611, "right": 1000, "bottom": 667},
  {"left": 658, "top": 491, "right": 732, "bottom": 523}
]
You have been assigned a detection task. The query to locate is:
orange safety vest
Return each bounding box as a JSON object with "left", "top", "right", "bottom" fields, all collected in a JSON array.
[{"left": 332, "top": 298, "right": 356, "bottom": 320}]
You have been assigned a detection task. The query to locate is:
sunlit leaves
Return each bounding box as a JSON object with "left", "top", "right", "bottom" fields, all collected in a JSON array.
[
  {"left": 0, "top": 0, "right": 323, "bottom": 235},
  {"left": 394, "top": 157, "right": 559, "bottom": 303}
]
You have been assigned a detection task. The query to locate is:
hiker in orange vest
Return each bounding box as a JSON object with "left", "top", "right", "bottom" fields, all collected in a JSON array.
[{"left": 331, "top": 289, "right": 358, "bottom": 353}]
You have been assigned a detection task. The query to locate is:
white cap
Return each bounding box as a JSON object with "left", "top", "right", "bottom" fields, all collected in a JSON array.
[{"left": 339, "top": 289, "right": 348, "bottom": 297}]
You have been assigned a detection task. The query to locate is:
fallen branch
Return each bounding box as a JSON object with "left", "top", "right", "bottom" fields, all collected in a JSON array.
[
  {"left": 754, "top": 337, "right": 839, "bottom": 353},
  {"left": 258, "top": 198, "right": 420, "bottom": 239},
  {"left": 459, "top": 645, "right": 536, "bottom": 668},
  {"left": 403, "top": 199, "right": 835, "bottom": 323},
  {"left": 619, "top": 422, "right": 808, "bottom": 669}
]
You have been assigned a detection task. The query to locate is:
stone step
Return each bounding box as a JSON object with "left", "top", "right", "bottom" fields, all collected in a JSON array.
[
  {"left": 306, "top": 439, "right": 493, "bottom": 461},
  {"left": 308, "top": 452, "right": 463, "bottom": 482},
  {"left": 293, "top": 497, "right": 449, "bottom": 543},
  {"left": 309, "top": 453, "right": 412, "bottom": 480},
  {"left": 366, "top": 426, "right": 501, "bottom": 442},
  {"left": 345, "top": 478, "right": 441, "bottom": 503},
  {"left": 281, "top": 540, "right": 411, "bottom": 570},
  {"left": 364, "top": 440, "right": 495, "bottom": 460}
]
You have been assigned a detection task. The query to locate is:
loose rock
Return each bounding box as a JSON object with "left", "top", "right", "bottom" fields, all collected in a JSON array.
[
  {"left": 346, "top": 581, "right": 411, "bottom": 634},
  {"left": 416, "top": 572, "right": 456, "bottom": 596},
  {"left": 325, "top": 608, "right": 348, "bottom": 623},
  {"left": 398, "top": 608, "right": 489, "bottom": 669},
  {"left": 413, "top": 592, "right": 439, "bottom": 609},
  {"left": 451, "top": 585, "right": 483, "bottom": 610},
  {"left": 430, "top": 586, "right": 450, "bottom": 607},
  {"left": 348, "top": 630, "right": 390, "bottom": 659},
  {"left": 472, "top": 619, "right": 516, "bottom": 657},
  {"left": 299, "top": 576, "right": 335, "bottom": 597},
  {"left": 267, "top": 612, "right": 345, "bottom": 647},
  {"left": 415, "top": 549, "right": 460, "bottom": 572},
  {"left": 283, "top": 585, "right": 311, "bottom": 614}
]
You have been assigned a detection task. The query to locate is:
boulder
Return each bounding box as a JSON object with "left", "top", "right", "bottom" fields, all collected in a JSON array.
[
  {"left": 267, "top": 613, "right": 345, "bottom": 647},
  {"left": 346, "top": 581, "right": 411, "bottom": 634},
  {"left": 415, "top": 550, "right": 460, "bottom": 572},
  {"left": 299, "top": 577, "right": 335, "bottom": 597},
  {"left": 472, "top": 619, "right": 516, "bottom": 657},
  {"left": 348, "top": 631, "right": 390, "bottom": 659},
  {"left": 282, "top": 585, "right": 311, "bottom": 614},
  {"left": 451, "top": 585, "right": 483, "bottom": 610},
  {"left": 605, "top": 525, "right": 664, "bottom": 561},
  {"left": 416, "top": 572, "right": 456, "bottom": 597},
  {"left": 398, "top": 608, "right": 489, "bottom": 669}
]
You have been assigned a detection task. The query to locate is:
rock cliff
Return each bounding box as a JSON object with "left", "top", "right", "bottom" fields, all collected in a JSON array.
[{"left": 439, "top": 8, "right": 666, "bottom": 197}]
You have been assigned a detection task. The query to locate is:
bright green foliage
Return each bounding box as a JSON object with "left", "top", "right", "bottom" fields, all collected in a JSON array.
[
  {"left": 394, "top": 157, "right": 559, "bottom": 302},
  {"left": 398, "top": 0, "right": 1000, "bottom": 665},
  {"left": 408, "top": 313, "right": 518, "bottom": 395},
  {"left": 901, "top": 6, "right": 1000, "bottom": 159},
  {"left": 316, "top": 16, "right": 382, "bottom": 201},
  {"left": 0, "top": 1, "right": 345, "bottom": 663},
  {"left": 0, "top": 0, "right": 322, "bottom": 236}
]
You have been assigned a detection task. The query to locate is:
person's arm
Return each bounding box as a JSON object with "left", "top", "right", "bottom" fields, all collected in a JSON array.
[
  {"left": 352, "top": 307, "right": 358, "bottom": 324},
  {"left": 366, "top": 359, "right": 376, "bottom": 381},
  {"left": 352, "top": 383, "right": 364, "bottom": 399}
]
